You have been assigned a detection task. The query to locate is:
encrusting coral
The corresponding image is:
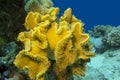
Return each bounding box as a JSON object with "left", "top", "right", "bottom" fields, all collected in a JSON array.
[{"left": 14, "top": 7, "right": 94, "bottom": 80}]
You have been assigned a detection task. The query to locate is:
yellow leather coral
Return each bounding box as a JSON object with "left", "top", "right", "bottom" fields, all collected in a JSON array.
[{"left": 14, "top": 7, "right": 94, "bottom": 80}]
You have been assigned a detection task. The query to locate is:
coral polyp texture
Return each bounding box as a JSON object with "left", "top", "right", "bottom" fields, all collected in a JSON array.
[{"left": 14, "top": 7, "right": 94, "bottom": 80}]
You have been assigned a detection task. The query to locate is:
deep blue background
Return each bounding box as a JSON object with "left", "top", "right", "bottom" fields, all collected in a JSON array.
[{"left": 52, "top": 0, "right": 120, "bottom": 31}]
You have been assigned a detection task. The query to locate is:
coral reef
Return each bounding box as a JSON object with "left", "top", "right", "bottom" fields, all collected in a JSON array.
[
  {"left": 89, "top": 25, "right": 112, "bottom": 38},
  {"left": 14, "top": 7, "right": 94, "bottom": 80},
  {"left": 102, "top": 26, "right": 120, "bottom": 48},
  {"left": 1, "top": 0, "right": 120, "bottom": 80},
  {"left": 0, "top": 0, "right": 30, "bottom": 79},
  {"left": 89, "top": 25, "right": 120, "bottom": 52}
]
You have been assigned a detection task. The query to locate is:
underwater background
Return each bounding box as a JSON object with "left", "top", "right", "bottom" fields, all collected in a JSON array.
[
  {"left": 52, "top": 0, "right": 120, "bottom": 31},
  {"left": 0, "top": 0, "right": 120, "bottom": 80}
]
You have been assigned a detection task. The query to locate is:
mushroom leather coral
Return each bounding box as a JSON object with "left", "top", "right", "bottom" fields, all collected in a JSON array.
[{"left": 14, "top": 7, "right": 94, "bottom": 80}]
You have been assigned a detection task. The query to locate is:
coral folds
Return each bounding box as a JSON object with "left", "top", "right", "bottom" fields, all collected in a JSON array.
[{"left": 14, "top": 7, "right": 94, "bottom": 80}]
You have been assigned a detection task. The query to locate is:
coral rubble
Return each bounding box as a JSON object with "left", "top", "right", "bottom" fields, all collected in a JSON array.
[{"left": 14, "top": 6, "right": 94, "bottom": 80}]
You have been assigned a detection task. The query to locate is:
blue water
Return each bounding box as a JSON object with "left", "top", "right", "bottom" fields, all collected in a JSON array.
[{"left": 52, "top": 0, "right": 120, "bottom": 31}]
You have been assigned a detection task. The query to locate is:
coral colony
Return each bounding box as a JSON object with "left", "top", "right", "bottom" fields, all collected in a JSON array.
[{"left": 14, "top": 0, "right": 94, "bottom": 80}]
